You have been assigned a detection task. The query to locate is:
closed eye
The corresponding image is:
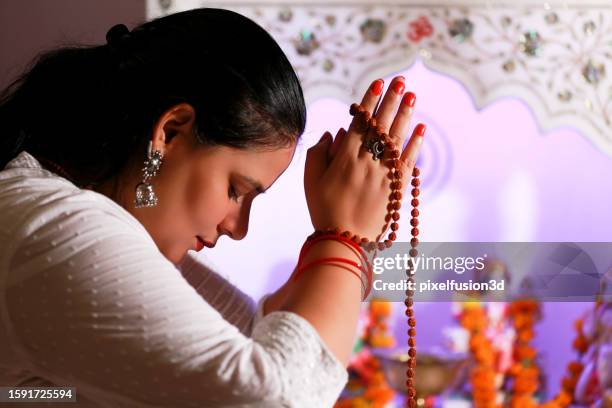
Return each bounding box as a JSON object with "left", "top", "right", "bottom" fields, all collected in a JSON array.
[{"left": 228, "top": 184, "right": 240, "bottom": 202}]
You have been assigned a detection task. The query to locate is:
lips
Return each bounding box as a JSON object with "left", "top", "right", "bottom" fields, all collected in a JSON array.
[{"left": 195, "top": 236, "right": 214, "bottom": 251}]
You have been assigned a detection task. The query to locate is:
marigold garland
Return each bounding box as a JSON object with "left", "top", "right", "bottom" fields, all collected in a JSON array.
[
  {"left": 507, "top": 298, "right": 591, "bottom": 408},
  {"left": 459, "top": 303, "right": 503, "bottom": 408},
  {"left": 459, "top": 299, "right": 594, "bottom": 408}
]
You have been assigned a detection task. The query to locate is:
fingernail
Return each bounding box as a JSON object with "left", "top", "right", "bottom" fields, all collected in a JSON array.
[
  {"left": 415, "top": 123, "right": 426, "bottom": 137},
  {"left": 393, "top": 80, "right": 405, "bottom": 95},
  {"left": 403, "top": 92, "right": 416, "bottom": 108},
  {"left": 371, "top": 79, "right": 384, "bottom": 95},
  {"left": 319, "top": 132, "right": 331, "bottom": 143}
]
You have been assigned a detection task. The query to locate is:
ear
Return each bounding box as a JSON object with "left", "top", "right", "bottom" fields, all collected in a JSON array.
[{"left": 150, "top": 103, "right": 197, "bottom": 156}]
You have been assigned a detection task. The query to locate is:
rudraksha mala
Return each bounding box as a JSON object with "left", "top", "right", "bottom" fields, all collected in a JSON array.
[
  {"left": 348, "top": 102, "right": 421, "bottom": 407},
  {"left": 296, "top": 101, "right": 421, "bottom": 406}
]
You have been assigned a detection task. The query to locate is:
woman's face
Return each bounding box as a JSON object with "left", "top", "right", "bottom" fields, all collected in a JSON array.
[{"left": 116, "top": 103, "right": 297, "bottom": 264}]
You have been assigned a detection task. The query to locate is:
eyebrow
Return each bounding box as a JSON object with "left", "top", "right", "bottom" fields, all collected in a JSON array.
[{"left": 237, "top": 174, "right": 267, "bottom": 194}]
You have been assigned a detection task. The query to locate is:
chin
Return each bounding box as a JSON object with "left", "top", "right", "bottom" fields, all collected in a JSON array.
[{"left": 159, "top": 246, "right": 184, "bottom": 265}]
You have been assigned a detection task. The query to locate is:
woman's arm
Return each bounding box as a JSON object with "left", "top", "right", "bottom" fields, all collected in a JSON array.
[
  {"left": 279, "top": 240, "right": 363, "bottom": 366},
  {"left": 262, "top": 266, "right": 297, "bottom": 316},
  {"left": 176, "top": 253, "right": 259, "bottom": 335},
  {"left": 3, "top": 203, "right": 347, "bottom": 407},
  {"left": 276, "top": 75, "right": 424, "bottom": 367}
]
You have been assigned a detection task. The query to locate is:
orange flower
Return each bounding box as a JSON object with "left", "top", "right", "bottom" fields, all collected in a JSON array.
[
  {"left": 514, "top": 345, "right": 537, "bottom": 360},
  {"left": 556, "top": 390, "right": 573, "bottom": 406},
  {"left": 369, "top": 300, "right": 392, "bottom": 316},
  {"left": 574, "top": 318, "right": 583, "bottom": 332},
  {"left": 567, "top": 361, "right": 583, "bottom": 375},
  {"left": 561, "top": 376, "right": 578, "bottom": 392},
  {"left": 572, "top": 335, "right": 589, "bottom": 353},
  {"left": 513, "top": 378, "right": 539, "bottom": 394},
  {"left": 518, "top": 329, "right": 535, "bottom": 342},
  {"left": 363, "top": 384, "right": 394, "bottom": 402}
]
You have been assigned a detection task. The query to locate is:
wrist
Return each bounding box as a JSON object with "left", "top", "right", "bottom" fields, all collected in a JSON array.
[{"left": 300, "top": 239, "right": 362, "bottom": 266}]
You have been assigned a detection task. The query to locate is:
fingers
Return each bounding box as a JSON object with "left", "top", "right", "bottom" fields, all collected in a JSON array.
[
  {"left": 400, "top": 123, "right": 426, "bottom": 170},
  {"left": 360, "top": 79, "right": 384, "bottom": 115},
  {"left": 340, "top": 79, "right": 384, "bottom": 154},
  {"left": 355, "top": 76, "right": 408, "bottom": 162},
  {"left": 389, "top": 91, "right": 416, "bottom": 150},
  {"left": 304, "top": 132, "right": 333, "bottom": 189},
  {"left": 373, "top": 76, "right": 406, "bottom": 135},
  {"left": 329, "top": 128, "right": 346, "bottom": 160}
]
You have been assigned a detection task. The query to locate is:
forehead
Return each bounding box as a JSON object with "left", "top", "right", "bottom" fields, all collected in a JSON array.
[{"left": 220, "top": 144, "right": 296, "bottom": 182}]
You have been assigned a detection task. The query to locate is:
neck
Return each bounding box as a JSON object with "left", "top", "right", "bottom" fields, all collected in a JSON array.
[{"left": 35, "top": 154, "right": 137, "bottom": 210}]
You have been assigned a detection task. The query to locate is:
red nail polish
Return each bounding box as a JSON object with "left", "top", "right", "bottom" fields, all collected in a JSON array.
[
  {"left": 371, "top": 79, "right": 384, "bottom": 95},
  {"left": 393, "top": 80, "right": 405, "bottom": 95},
  {"left": 415, "top": 123, "right": 426, "bottom": 137},
  {"left": 403, "top": 92, "right": 416, "bottom": 108}
]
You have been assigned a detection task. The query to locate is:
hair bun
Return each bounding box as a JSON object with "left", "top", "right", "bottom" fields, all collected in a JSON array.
[{"left": 106, "top": 23, "right": 130, "bottom": 46}]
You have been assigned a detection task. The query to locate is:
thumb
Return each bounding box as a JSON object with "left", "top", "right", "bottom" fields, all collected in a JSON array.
[{"left": 304, "top": 131, "right": 332, "bottom": 188}]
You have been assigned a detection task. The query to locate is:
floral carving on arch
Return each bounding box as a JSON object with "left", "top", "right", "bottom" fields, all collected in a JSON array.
[{"left": 149, "top": 0, "right": 612, "bottom": 156}]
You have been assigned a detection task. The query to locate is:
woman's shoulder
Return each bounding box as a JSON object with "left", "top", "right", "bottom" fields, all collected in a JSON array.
[{"left": 0, "top": 158, "right": 151, "bottom": 261}]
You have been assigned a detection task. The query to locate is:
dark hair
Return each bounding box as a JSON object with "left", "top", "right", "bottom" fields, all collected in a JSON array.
[{"left": 0, "top": 8, "right": 306, "bottom": 187}]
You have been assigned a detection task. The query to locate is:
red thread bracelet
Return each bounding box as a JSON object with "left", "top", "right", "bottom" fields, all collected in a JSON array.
[
  {"left": 294, "top": 257, "right": 368, "bottom": 298},
  {"left": 296, "top": 233, "right": 374, "bottom": 300},
  {"left": 299, "top": 234, "right": 369, "bottom": 273},
  {"left": 295, "top": 257, "right": 362, "bottom": 281}
]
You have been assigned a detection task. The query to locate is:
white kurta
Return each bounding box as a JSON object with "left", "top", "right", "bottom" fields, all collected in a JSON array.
[{"left": 0, "top": 151, "right": 348, "bottom": 407}]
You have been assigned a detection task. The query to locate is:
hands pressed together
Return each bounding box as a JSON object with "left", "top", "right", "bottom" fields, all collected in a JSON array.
[{"left": 305, "top": 76, "right": 426, "bottom": 242}]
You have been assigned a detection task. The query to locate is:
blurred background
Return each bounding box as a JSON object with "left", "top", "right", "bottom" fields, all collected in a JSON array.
[{"left": 2, "top": 1, "right": 610, "bottom": 407}]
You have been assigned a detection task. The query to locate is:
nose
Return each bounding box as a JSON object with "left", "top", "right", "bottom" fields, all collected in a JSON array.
[{"left": 218, "top": 201, "right": 251, "bottom": 241}]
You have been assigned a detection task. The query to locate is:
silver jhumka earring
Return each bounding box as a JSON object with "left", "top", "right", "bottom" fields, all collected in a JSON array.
[{"left": 134, "top": 141, "right": 163, "bottom": 208}]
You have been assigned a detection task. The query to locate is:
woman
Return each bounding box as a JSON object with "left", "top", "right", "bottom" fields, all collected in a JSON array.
[{"left": 0, "top": 7, "right": 424, "bottom": 407}]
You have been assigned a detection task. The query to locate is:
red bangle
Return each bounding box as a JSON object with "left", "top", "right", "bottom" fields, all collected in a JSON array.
[
  {"left": 298, "top": 234, "right": 367, "bottom": 269},
  {"left": 294, "top": 256, "right": 362, "bottom": 282},
  {"left": 303, "top": 235, "right": 372, "bottom": 289},
  {"left": 294, "top": 258, "right": 365, "bottom": 292},
  {"left": 301, "top": 234, "right": 365, "bottom": 257},
  {"left": 296, "top": 234, "right": 374, "bottom": 300}
]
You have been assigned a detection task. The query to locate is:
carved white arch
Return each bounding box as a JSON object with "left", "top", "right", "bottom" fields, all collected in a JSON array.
[{"left": 148, "top": 0, "right": 612, "bottom": 156}]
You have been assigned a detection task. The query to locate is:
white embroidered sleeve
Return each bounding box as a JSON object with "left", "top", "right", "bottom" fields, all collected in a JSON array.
[
  {"left": 3, "top": 202, "right": 348, "bottom": 407},
  {"left": 176, "top": 253, "right": 269, "bottom": 336}
]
